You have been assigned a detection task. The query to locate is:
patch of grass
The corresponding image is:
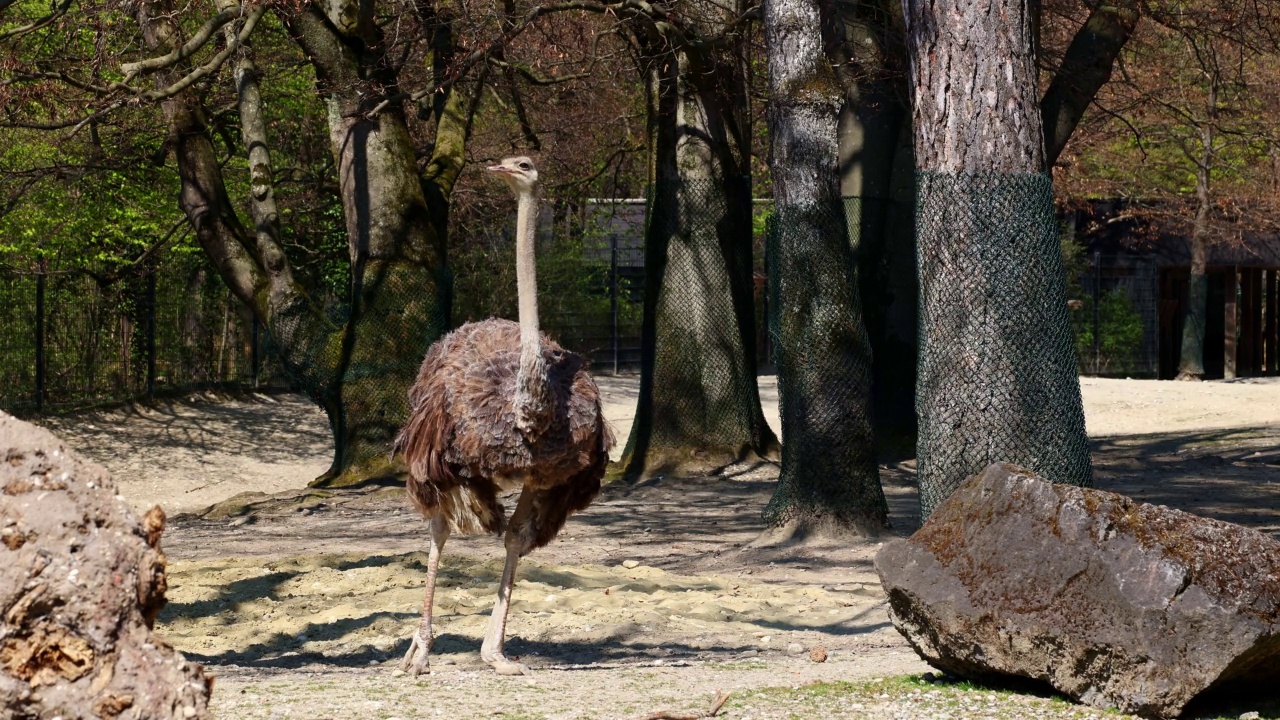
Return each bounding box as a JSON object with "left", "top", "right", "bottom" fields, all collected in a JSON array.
[
  {"left": 738, "top": 675, "right": 1114, "bottom": 719},
  {"left": 738, "top": 675, "right": 1279, "bottom": 720}
]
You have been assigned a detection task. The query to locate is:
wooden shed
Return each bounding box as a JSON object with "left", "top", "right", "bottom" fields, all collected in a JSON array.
[{"left": 1072, "top": 202, "right": 1280, "bottom": 380}]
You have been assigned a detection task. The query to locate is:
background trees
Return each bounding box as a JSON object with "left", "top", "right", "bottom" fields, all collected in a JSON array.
[
  {"left": 1053, "top": 0, "right": 1280, "bottom": 381},
  {"left": 3, "top": 0, "right": 1279, "bottom": 520}
]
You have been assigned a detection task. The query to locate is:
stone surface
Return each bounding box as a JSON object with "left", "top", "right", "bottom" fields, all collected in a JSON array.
[
  {"left": 1, "top": 412, "right": 212, "bottom": 720},
  {"left": 875, "top": 462, "right": 1280, "bottom": 719}
]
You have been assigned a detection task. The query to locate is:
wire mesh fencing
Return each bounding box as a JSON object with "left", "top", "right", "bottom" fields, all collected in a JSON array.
[
  {"left": 635, "top": 177, "right": 768, "bottom": 452},
  {"left": 914, "top": 171, "right": 1092, "bottom": 518},
  {"left": 0, "top": 256, "right": 274, "bottom": 415},
  {"left": 763, "top": 196, "right": 888, "bottom": 531}
]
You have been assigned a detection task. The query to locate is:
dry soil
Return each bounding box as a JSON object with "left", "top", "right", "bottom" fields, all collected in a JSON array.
[{"left": 31, "top": 376, "right": 1280, "bottom": 720}]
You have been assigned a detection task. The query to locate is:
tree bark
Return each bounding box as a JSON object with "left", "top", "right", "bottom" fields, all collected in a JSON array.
[
  {"left": 134, "top": 0, "right": 462, "bottom": 486},
  {"left": 1040, "top": 0, "right": 1140, "bottom": 166},
  {"left": 284, "top": 4, "right": 456, "bottom": 486},
  {"left": 903, "top": 0, "right": 1092, "bottom": 517},
  {"left": 620, "top": 12, "right": 780, "bottom": 480},
  {"left": 759, "top": 0, "right": 888, "bottom": 537},
  {"left": 1177, "top": 100, "right": 1215, "bottom": 381}
]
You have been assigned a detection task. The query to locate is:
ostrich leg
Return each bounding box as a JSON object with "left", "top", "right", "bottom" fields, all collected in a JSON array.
[
  {"left": 480, "top": 490, "right": 535, "bottom": 675},
  {"left": 402, "top": 514, "right": 449, "bottom": 676}
]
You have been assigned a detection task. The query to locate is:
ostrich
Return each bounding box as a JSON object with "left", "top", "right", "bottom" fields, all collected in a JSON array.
[{"left": 391, "top": 156, "right": 614, "bottom": 676}]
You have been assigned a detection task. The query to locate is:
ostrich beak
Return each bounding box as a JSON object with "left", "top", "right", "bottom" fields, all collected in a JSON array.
[{"left": 487, "top": 164, "right": 512, "bottom": 175}]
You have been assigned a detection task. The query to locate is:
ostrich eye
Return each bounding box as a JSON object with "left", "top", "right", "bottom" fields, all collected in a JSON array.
[{"left": 519, "top": 162, "right": 531, "bottom": 170}]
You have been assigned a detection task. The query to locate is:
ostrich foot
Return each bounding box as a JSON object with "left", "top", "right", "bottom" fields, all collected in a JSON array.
[
  {"left": 400, "top": 632, "right": 432, "bottom": 676},
  {"left": 481, "top": 644, "right": 528, "bottom": 675},
  {"left": 489, "top": 656, "right": 530, "bottom": 676}
]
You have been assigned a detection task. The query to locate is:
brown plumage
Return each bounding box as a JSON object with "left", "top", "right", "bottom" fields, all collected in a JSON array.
[
  {"left": 391, "top": 156, "right": 613, "bottom": 677},
  {"left": 395, "top": 319, "right": 612, "bottom": 544}
]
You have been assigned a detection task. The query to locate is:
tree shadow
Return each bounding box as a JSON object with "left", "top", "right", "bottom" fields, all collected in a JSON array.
[{"left": 1091, "top": 425, "right": 1280, "bottom": 539}]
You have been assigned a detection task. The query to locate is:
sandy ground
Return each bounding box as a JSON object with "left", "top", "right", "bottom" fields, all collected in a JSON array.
[
  {"left": 40, "top": 375, "right": 1280, "bottom": 516},
  {"left": 29, "top": 375, "right": 1280, "bottom": 720}
]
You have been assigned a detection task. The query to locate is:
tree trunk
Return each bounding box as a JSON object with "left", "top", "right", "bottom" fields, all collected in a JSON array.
[
  {"left": 835, "top": 0, "right": 917, "bottom": 459},
  {"left": 285, "top": 5, "right": 455, "bottom": 486},
  {"left": 760, "top": 0, "right": 888, "bottom": 537},
  {"left": 903, "top": 0, "right": 1092, "bottom": 518},
  {"left": 134, "top": 0, "right": 461, "bottom": 487},
  {"left": 1177, "top": 103, "right": 1216, "bottom": 381},
  {"left": 620, "top": 20, "right": 780, "bottom": 480},
  {"left": 840, "top": 0, "right": 1138, "bottom": 460}
]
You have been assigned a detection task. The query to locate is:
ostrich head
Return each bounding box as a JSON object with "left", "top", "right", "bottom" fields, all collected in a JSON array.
[{"left": 486, "top": 156, "right": 539, "bottom": 197}]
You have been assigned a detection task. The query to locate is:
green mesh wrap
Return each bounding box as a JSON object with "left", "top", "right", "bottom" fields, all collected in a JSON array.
[
  {"left": 263, "top": 261, "right": 451, "bottom": 481},
  {"left": 914, "top": 172, "right": 1092, "bottom": 518},
  {"left": 763, "top": 198, "right": 888, "bottom": 533},
  {"left": 621, "top": 177, "right": 775, "bottom": 475}
]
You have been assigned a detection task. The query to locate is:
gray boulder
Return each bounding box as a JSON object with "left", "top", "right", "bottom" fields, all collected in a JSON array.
[
  {"left": 1, "top": 412, "right": 212, "bottom": 720},
  {"left": 875, "top": 462, "right": 1280, "bottom": 719}
]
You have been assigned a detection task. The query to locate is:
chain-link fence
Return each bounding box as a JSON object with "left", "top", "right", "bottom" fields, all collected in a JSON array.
[
  {"left": 2, "top": 194, "right": 775, "bottom": 418},
  {"left": 1070, "top": 253, "right": 1159, "bottom": 377},
  {"left": 762, "top": 196, "right": 888, "bottom": 531},
  {"left": 914, "top": 172, "right": 1092, "bottom": 518},
  {"left": 0, "top": 255, "right": 276, "bottom": 415}
]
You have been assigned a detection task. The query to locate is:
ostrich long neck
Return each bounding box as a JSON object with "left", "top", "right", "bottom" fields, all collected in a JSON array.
[{"left": 513, "top": 189, "right": 549, "bottom": 434}]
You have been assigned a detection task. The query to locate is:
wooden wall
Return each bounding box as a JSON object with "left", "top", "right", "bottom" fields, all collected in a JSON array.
[{"left": 1159, "top": 266, "right": 1279, "bottom": 379}]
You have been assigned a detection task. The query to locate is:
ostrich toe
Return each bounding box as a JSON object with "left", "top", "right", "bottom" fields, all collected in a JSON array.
[
  {"left": 491, "top": 657, "right": 530, "bottom": 676},
  {"left": 400, "top": 632, "right": 432, "bottom": 676}
]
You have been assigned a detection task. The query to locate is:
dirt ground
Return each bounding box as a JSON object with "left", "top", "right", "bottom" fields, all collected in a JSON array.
[{"left": 32, "top": 376, "right": 1280, "bottom": 720}]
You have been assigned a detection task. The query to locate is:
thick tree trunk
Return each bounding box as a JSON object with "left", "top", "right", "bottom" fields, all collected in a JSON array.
[
  {"left": 903, "top": 0, "right": 1092, "bottom": 517},
  {"left": 135, "top": 0, "right": 460, "bottom": 487},
  {"left": 286, "top": 5, "right": 454, "bottom": 486},
  {"left": 839, "top": 0, "right": 1138, "bottom": 459},
  {"left": 620, "top": 23, "right": 779, "bottom": 480},
  {"left": 759, "top": 0, "right": 888, "bottom": 537},
  {"left": 1177, "top": 115, "right": 1215, "bottom": 381}
]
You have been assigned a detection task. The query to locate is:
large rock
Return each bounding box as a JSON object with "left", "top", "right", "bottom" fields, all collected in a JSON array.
[
  {"left": 875, "top": 462, "right": 1280, "bottom": 719},
  {"left": 1, "top": 412, "right": 212, "bottom": 720}
]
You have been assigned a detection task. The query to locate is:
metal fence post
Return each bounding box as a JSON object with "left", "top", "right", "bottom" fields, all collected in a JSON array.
[
  {"left": 610, "top": 232, "right": 619, "bottom": 375},
  {"left": 146, "top": 272, "right": 157, "bottom": 399},
  {"left": 34, "top": 269, "right": 45, "bottom": 413},
  {"left": 251, "top": 316, "right": 260, "bottom": 388},
  {"left": 1092, "top": 251, "right": 1102, "bottom": 374}
]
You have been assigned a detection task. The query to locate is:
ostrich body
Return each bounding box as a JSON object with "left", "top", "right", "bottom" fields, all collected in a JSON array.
[{"left": 392, "top": 156, "right": 614, "bottom": 676}]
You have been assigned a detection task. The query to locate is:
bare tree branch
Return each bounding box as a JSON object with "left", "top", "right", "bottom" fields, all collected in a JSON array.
[
  {"left": 0, "top": 0, "right": 73, "bottom": 42},
  {"left": 129, "top": 5, "right": 266, "bottom": 101},
  {"left": 1041, "top": 0, "right": 1140, "bottom": 166},
  {"left": 120, "top": 6, "right": 249, "bottom": 81},
  {"left": 366, "top": 0, "right": 754, "bottom": 118}
]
